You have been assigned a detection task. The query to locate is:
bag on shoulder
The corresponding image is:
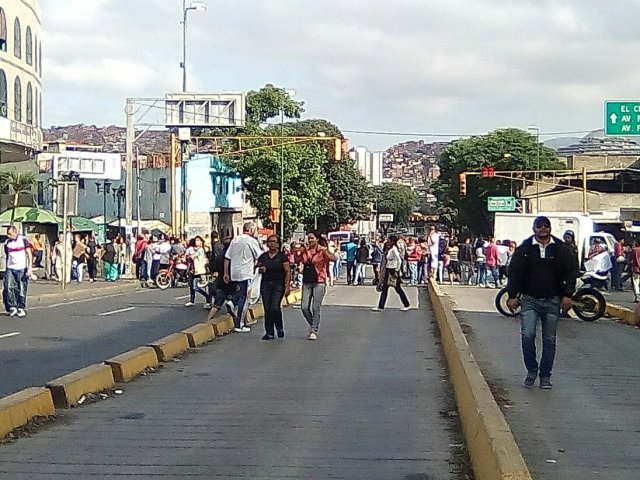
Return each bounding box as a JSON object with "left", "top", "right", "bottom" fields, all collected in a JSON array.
[{"left": 302, "top": 262, "right": 318, "bottom": 283}]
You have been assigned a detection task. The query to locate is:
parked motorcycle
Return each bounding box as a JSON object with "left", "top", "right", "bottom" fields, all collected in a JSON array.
[
  {"left": 495, "top": 271, "right": 607, "bottom": 321},
  {"left": 155, "top": 255, "right": 190, "bottom": 290}
]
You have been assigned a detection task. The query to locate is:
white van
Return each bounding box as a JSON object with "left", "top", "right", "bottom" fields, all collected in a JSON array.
[{"left": 494, "top": 212, "right": 616, "bottom": 267}]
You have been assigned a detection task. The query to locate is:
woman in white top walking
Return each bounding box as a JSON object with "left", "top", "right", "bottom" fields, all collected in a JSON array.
[{"left": 372, "top": 235, "right": 411, "bottom": 311}]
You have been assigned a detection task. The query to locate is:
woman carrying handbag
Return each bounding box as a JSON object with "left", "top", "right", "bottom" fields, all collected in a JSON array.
[{"left": 372, "top": 235, "right": 411, "bottom": 312}]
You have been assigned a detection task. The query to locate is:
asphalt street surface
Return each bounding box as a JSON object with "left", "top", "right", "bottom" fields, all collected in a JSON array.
[
  {"left": 0, "top": 285, "right": 470, "bottom": 479},
  {"left": 0, "top": 285, "right": 209, "bottom": 397},
  {"left": 443, "top": 284, "right": 640, "bottom": 480}
]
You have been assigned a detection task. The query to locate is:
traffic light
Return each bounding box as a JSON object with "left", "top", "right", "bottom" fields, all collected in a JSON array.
[
  {"left": 334, "top": 138, "right": 342, "bottom": 160},
  {"left": 459, "top": 172, "right": 467, "bottom": 196},
  {"left": 482, "top": 166, "right": 495, "bottom": 178}
]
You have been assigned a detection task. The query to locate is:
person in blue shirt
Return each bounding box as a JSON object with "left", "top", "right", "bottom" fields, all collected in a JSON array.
[{"left": 345, "top": 237, "right": 358, "bottom": 285}]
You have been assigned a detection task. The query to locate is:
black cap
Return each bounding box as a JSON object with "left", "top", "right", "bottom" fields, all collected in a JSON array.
[{"left": 533, "top": 216, "right": 551, "bottom": 227}]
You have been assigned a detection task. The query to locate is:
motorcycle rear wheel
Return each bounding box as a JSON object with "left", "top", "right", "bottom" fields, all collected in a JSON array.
[
  {"left": 572, "top": 288, "right": 606, "bottom": 322},
  {"left": 495, "top": 287, "right": 520, "bottom": 317},
  {"left": 155, "top": 271, "right": 172, "bottom": 290}
]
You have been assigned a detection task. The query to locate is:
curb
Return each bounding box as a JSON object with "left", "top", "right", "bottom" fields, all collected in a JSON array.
[
  {"left": 181, "top": 323, "right": 216, "bottom": 347},
  {"left": 606, "top": 302, "right": 639, "bottom": 326},
  {"left": 427, "top": 279, "right": 532, "bottom": 480},
  {"left": 0, "top": 388, "right": 55, "bottom": 438},
  {"left": 30, "top": 281, "right": 140, "bottom": 304},
  {"left": 148, "top": 333, "right": 190, "bottom": 362},
  {"left": 46, "top": 364, "right": 115, "bottom": 408},
  {"left": 0, "top": 289, "right": 300, "bottom": 440},
  {"left": 105, "top": 347, "right": 160, "bottom": 383}
]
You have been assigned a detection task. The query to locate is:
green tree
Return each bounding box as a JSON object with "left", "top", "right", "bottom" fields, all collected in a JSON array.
[
  {"left": 433, "top": 128, "right": 563, "bottom": 234},
  {"left": 373, "top": 183, "right": 417, "bottom": 226},
  {"left": 0, "top": 171, "right": 37, "bottom": 225}
]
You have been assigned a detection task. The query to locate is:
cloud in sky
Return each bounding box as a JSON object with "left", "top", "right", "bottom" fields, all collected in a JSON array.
[{"left": 40, "top": 0, "right": 640, "bottom": 150}]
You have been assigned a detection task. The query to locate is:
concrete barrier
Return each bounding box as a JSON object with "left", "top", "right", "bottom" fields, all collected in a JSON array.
[
  {"left": 606, "top": 303, "right": 639, "bottom": 326},
  {"left": 105, "top": 346, "right": 160, "bottom": 382},
  {"left": 46, "top": 364, "right": 115, "bottom": 408},
  {"left": 181, "top": 323, "right": 216, "bottom": 347},
  {"left": 427, "top": 279, "right": 532, "bottom": 480},
  {"left": 0, "top": 387, "right": 55, "bottom": 438},
  {"left": 148, "top": 333, "right": 190, "bottom": 362}
]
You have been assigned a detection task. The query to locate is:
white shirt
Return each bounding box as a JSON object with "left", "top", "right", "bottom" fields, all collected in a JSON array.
[
  {"left": 385, "top": 246, "right": 403, "bottom": 270},
  {"left": 225, "top": 234, "right": 262, "bottom": 281},
  {"left": 5, "top": 236, "right": 30, "bottom": 270},
  {"left": 532, "top": 237, "right": 555, "bottom": 259}
]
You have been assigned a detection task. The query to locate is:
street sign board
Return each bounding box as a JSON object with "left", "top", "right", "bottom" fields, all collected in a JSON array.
[
  {"left": 605, "top": 101, "right": 640, "bottom": 135},
  {"left": 620, "top": 208, "right": 640, "bottom": 221},
  {"left": 378, "top": 213, "right": 394, "bottom": 223},
  {"left": 487, "top": 196, "right": 516, "bottom": 212}
]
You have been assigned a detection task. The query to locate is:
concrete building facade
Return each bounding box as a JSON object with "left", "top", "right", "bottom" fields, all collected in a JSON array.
[
  {"left": 349, "top": 146, "right": 383, "bottom": 186},
  {"left": 0, "top": 0, "right": 42, "bottom": 163}
]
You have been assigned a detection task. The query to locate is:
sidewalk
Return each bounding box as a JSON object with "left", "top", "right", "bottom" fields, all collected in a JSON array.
[
  {"left": 26, "top": 278, "right": 140, "bottom": 305},
  {"left": 0, "top": 285, "right": 471, "bottom": 479}
]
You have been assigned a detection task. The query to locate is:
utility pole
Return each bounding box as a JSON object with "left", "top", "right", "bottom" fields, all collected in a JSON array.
[{"left": 125, "top": 99, "right": 135, "bottom": 232}]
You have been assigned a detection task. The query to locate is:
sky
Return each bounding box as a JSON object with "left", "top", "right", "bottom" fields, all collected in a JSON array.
[{"left": 40, "top": 0, "right": 640, "bottom": 151}]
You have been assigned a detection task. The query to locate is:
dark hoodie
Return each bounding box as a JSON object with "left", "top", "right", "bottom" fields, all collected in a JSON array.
[{"left": 507, "top": 234, "right": 577, "bottom": 300}]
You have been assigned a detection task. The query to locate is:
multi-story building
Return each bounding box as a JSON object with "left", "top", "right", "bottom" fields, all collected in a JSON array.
[
  {"left": 349, "top": 147, "right": 383, "bottom": 186},
  {"left": 0, "top": 0, "right": 43, "bottom": 163}
]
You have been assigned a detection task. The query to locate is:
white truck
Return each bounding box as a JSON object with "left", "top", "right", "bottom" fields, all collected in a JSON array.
[{"left": 493, "top": 212, "right": 616, "bottom": 267}]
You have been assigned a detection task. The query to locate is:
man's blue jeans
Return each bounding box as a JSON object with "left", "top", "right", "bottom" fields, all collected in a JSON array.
[
  {"left": 520, "top": 295, "right": 560, "bottom": 378},
  {"left": 4, "top": 268, "right": 28, "bottom": 310}
]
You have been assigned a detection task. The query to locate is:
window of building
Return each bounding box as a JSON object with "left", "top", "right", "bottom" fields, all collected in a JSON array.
[
  {"left": 0, "top": 9, "right": 6, "bottom": 52},
  {"left": 34, "top": 36, "right": 37, "bottom": 72},
  {"left": 26, "top": 82, "right": 32, "bottom": 124},
  {"left": 13, "top": 17, "right": 20, "bottom": 58},
  {"left": 33, "top": 87, "right": 37, "bottom": 126},
  {"left": 159, "top": 177, "right": 167, "bottom": 193},
  {"left": 36, "top": 181, "right": 45, "bottom": 206},
  {"left": 79, "top": 179, "right": 85, "bottom": 190},
  {"left": 25, "top": 26, "right": 32, "bottom": 65},
  {"left": 38, "top": 41, "right": 42, "bottom": 77},
  {"left": 13, "top": 76, "right": 21, "bottom": 121},
  {"left": 0, "top": 70, "right": 7, "bottom": 117}
]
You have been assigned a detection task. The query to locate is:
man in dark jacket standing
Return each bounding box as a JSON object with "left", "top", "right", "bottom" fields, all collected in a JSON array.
[{"left": 506, "top": 216, "right": 577, "bottom": 389}]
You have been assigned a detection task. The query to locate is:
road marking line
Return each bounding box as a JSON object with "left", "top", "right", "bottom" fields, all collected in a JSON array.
[
  {"left": 99, "top": 307, "right": 136, "bottom": 317},
  {"left": 0, "top": 332, "right": 20, "bottom": 339},
  {"left": 29, "top": 289, "right": 151, "bottom": 311},
  {"left": 175, "top": 295, "right": 189, "bottom": 300}
]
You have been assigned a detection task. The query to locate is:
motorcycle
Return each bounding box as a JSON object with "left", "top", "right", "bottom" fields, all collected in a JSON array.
[
  {"left": 155, "top": 255, "right": 190, "bottom": 290},
  {"left": 495, "top": 271, "right": 607, "bottom": 321}
]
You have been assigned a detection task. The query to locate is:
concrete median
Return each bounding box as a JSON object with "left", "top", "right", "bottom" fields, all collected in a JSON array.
[
  {"left": 148, "top": 333, "right": 190, "bottom": 362},
  {"left": 427, "top": 279, "right": 532, "bottom": 480},
  {"left": 181, "top": 323, "right": 216, "bottom": 347},
  {"left": 105, "top": 347, "right": 160, "bottom": 382},
  {"left": 46, "top": 364, "right": 115, "bottom": 408},
  {"left": 0, "top": 387, "right": 55, "bottom": 438},
  {"left": 606, "top": 302, "right": 639, "bottom": 326}
]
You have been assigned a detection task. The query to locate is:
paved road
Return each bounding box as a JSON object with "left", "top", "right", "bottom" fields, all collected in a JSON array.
[
  {"left": 603, "top": 288, "right": 637, "bottom": 312},
  {"left": 442, "top": 284, "right": 640, "bottom": 480},
  {"left": 0, "top": 285, "right": 470, "bottom": 479},
  {"left": 0, "top": 284, "right": 208, "bottom": 397}
]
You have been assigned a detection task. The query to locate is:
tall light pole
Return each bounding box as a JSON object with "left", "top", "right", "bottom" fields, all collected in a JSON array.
[
  {"left": 527, "top": 126, "right": 541, "bottom": 213},
  {"left": 181, "top": 1, "right": 207, "bottom": 92},
  {"left": 280, "top": 88, "right": 295, "bottom": 241}
]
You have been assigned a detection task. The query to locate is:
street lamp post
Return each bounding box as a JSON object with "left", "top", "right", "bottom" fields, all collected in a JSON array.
[
  {"left": 181, "top": 1, "right": 207, "bottom": 92},
  {"left": 279, "top": 89, "right": 295, "bottom": 241},
  {"left": 528, "top": 126, "right": 541, "bottom": 212}
]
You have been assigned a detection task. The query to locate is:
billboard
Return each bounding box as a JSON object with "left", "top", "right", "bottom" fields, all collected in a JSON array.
[
  {"left": 164, "top": 92, "right": 246, "bottom": 128},
  {"left": 43, "top": 151, "right": 123, "bottom": 180}
]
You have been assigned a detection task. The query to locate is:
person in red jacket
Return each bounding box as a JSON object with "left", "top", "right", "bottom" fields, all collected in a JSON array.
[
  {"left": 133, "top": 232, "right": 148, "bottom": 284},
  {"left": 484, "top": 236, "right": 500, "bottom": 288},
  {"left": 631, "top": 240, "right": 640, "bottom": 303}
]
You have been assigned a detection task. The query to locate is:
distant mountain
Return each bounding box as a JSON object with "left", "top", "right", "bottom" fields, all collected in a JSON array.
[{"left": 544, "top": 137, "right": 582, "bottom": 150}]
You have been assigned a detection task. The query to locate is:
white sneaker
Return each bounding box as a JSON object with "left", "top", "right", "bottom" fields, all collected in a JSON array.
[
  {"left": 8, "top": 307, "right": 17, "bottom": 317},
  {"left": 233, "top": 327, "right": 243, "bottom": 333},
  {"left": 400, "top": 306, "right": 411, "bottom": 312},
  {"left": 308, "top": 331, "right": 318, "bottom": 340},
  {"left": 371, "top": 307, "right": 382, "bottom": 312},
  {"left": 184, "top": 302, "right": 194, "bottom": 307},
  {"left": 203, "top": 303, "right": 212, "bottom": 309},
  {"left": 241, "top": 326, "right": 251, "bottom": 333},
  {"left": 16, "top": 308, "right": 26, "bottom": 318}
]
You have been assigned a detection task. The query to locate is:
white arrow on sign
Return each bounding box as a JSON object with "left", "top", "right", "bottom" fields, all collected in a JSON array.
[{"left": 610, "top": 113, "right": 618, "bottom": 124}]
